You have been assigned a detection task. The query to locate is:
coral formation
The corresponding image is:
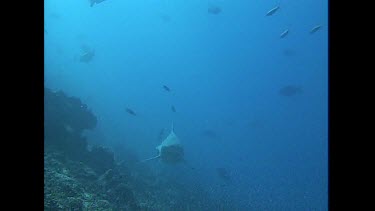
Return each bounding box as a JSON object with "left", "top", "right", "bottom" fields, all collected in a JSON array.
[
  {"left": 44, "top": 88, "right": 235, "bottom": 210},
  {"left": 44, "top": 88, "right": 97, "bottom": 160},
  {"left": 85, "top": 146, "right": 115, "bottom": 175}
]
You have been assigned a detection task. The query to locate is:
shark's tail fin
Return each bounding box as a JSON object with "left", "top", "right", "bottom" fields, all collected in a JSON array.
[{"left": 171, "top": 122, "right": 174, "bottom": 132}]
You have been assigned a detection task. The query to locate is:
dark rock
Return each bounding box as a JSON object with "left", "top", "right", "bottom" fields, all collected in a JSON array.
[{"left": 44, "top": 87, "right": 97, "bottom": 160}]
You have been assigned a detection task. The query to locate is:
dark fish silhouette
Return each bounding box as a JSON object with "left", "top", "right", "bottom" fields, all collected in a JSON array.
[
  {"left": 279, "top": 85, "right": 302, "bottom": 97},
  {"left": 266, "top": 6, "right": 280, "bottom": 16},
  {"left": 160, "top": 14, "right": 171, "bottom": 22},
  {"left": 200, "top": 130, "right": 219, "bottom": 139},
  {"left": 283, "top": 48, "right": 295, "bottom": 56},
  {"left": 280, "top": 29, "right": 289, "bottom": 38},
  {"left": 310, "top": 25, "right": 322, "bottom": 34},
  {"left": 49, "top": 13, "right": 61, "bottom": 19},
  {"left": 89, "top": 0, "right": 107, "bottom": 7},
  {"left": 171, "top": 105, "right": 176, "bottom": 112},
  {"left": 125, "top": 108, "right": 137, "bottom": 116},
  {"left": 208, "top": 5, "right": 222, "bottom": 15},
  {"left": 216, "top": 168, "right": 231, "bottom": 182},
  {"left": 79, "top": 45, "right": 95, "bottom": 63},
  {"left": 162, "top": 85, "right": 171, "bottom": 92}
]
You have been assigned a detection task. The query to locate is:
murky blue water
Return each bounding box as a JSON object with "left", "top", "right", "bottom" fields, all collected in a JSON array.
[{"left": 45, "top": 0, "right": 328, "bottom": 210}]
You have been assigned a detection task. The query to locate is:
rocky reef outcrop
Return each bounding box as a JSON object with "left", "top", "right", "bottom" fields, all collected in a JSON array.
[
  {"left": 44, "top": 88, "right": 235, "bottom": 210},
  {"left": 44, "top": 88, "right": 96, "bottom": 160}
]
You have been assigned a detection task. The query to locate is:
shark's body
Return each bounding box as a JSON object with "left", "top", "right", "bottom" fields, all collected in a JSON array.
[{"left": 141, "top": 123, "right": 184, "bottom": 164}]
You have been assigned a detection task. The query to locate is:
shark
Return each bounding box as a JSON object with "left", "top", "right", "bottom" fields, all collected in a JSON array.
[
  {"left": 79, "top": 50, "right": 95, "bottom": 63},
  {"left": 79, "top": 45, "right": 95, "bottom": 63},
  {"left": 141, "top": 123, "right": 185, "bottom": 164}
]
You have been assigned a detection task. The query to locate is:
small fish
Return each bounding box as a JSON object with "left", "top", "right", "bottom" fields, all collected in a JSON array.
[
  {"left": 125, "top": 108, "right": 137, "bottom": 116},
  {"left": 310, "top": 25, "right": 322, "bottom": 34},
  {"left": 89, "top": 0, "right": 107, "bottom": 7},
  {"left": 200, "top": 130, "right": 219, "bottom": 139},
  {"left": 283, "top": 48, "right": 295, "bottom": 56},
  {"left": 162, "top": 85, "right": 171, "bottom": 92},
  {"left": 160, "top": 14, "right": 171, "bottom": 22},
  {"left": 216, "top": 168, "right": 231, "bottom": 182},
  {"left": 208, "top": 5, "right": 222, "bottom": 15},
  {"left": 279, "top": 85, "right": 302, "bottom": 97},
  {"left": 171, "top": 105, "right": 176, "bottom": 112},
  {"left": 49, "top": 13, "right": 61, "bottom": 19},
  {"left": 266, "top": 6, "right": 280, "bottom": 16},
  {"left": 280, "top": 29, "right": 289, "bottom": 38}
]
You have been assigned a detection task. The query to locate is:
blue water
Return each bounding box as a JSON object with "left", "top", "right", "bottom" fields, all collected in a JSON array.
[{"left": 45, "top": 0, "right": 328, "bottom": 210}]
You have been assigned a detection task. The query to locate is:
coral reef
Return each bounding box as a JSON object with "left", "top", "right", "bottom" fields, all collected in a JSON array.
[
  {"left": 44, "top": 148, "right": 232, "bottom": 210},
  {"left": 44, "top": 152, "right": 110, "bottom": 210},
  {"left": 44, "top": 88, "right": 97, "bottom": 160},
  {"left": 85, "top": 146, "right": 115, "bottom": 175},
  {"left": 44, "top": 88, "right": 235, "bottom": 210}
]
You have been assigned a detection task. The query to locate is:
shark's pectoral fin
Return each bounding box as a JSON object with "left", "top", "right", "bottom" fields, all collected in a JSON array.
[{"left": 139, "top": 155, "right": 161, "bottom": 163}]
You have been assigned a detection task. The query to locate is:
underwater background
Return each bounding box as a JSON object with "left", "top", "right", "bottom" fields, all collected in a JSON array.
[{"left": 44, "top": 0, "right": 328, "bottom": 210}]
